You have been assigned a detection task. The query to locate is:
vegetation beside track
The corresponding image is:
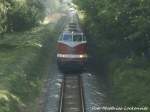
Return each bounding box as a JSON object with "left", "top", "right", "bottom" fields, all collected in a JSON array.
[
  {"left": 0, "top": 24, "right": 52, "bottom": 112},
  {"left": 74, "top": 0, "right": 150, "bottom": 108},
  {"left": 0, "top": 15, "right": 67, "bottom": 112},
  {"left": 0, "top": 0, "right": 66, "bottom": 111}
]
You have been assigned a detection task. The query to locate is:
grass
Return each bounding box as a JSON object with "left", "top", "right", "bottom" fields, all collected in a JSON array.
[{"left": 0, "top": 18, "right": 64, "bottom": 112}]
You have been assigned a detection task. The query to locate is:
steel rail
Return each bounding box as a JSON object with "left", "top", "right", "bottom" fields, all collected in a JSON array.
[
  {"left": 79, "top": 75, "right": 86, "bottom": 112},
  {"left": 58, "top": 76, "right": 65, "bottom": 112},
  {"left": 58, "top": 74, "right": 85, "bottom": 112}
]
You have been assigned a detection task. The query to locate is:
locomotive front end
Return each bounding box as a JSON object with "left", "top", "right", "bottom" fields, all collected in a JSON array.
[{"left": 57, "top": 32, "right": 88, "bottom": 70}]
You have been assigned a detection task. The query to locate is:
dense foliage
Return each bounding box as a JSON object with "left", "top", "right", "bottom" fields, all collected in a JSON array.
[
  {"left": 74, "top": 0, "right": 150, "bottom": 57},
  {"left": 0, "top": 11, "right": 67, "bottom": 111},
  {"left": 0, "top": 0, "right": 64, "bottom": 111},
  {"left": 74, "top": 0, "right": 150, "bottom": 107},
  {"left": 0, "top": 25, "right": 50, "bottom": 112},
  {"left": 0, "top": 0, "right": 44, "bottom": 34}
]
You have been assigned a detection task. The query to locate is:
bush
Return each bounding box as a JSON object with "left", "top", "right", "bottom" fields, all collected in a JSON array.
[
  {"left": 74, "top": 0, "right": 150, "bottom": 107},
  {"left": 109, "top": 57, "right": 150, "bottom": 107},
  {"left": 0, "top": 90, "right": 24, "bottom": 112},
  {"left": 0, "top": 0, "right": 45, "bottom": 33}
]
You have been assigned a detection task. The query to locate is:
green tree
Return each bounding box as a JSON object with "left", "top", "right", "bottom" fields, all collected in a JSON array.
[
  {"left": 0, "top": 0, "right": 10, "bottom": 35},
  {"left": 74, "top": 0, "right": 150, "bottom": 107},
  {"left": 0, "top": 0, "right": 45, "bottom": 33},
  {"left": 74, "top": 0, "right": 150, "bottom": 56}
]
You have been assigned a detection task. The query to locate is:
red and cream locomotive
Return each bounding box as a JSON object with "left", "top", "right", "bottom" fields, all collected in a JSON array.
[{"left": 57, "top": 26, "right": 88, "bottom": 70}]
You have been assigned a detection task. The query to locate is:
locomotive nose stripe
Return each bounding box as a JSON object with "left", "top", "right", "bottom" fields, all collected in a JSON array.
[
  {"left": 58, "top": 41, "right": 87, "bottom": 48},
  {"left": 57, "top": 54, "right": 88, "bottom": 58}
]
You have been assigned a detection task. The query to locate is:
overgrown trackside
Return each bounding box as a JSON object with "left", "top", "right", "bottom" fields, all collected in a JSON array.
[
  {"left": 74, "top": 0, "right": 150, "bottom": 108},
  {"left": 0, "top": 25, "right": 53, "bottom": 112},
  {"left": 0, "top": 15, "right": 67, "bottom": 112}
]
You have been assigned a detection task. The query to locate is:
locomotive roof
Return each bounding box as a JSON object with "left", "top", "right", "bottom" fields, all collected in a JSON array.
[
  {"left": 64, "top": 26, "right": 82, "bottom": 32},
  {"left": 62, "top": 31, "right": 83, "bottom": 35}
]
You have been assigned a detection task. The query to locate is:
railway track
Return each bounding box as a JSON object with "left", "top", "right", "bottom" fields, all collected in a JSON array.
[{"left": 59, "top": 74, "right": 85, "bottom": 112}]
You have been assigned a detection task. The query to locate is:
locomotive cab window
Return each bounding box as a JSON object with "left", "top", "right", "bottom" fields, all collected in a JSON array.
[
  {"left": 63, "top": 34, "right": 72, "bottom": 41},
  {"left": 59, "top": 34, "right": 63, "bottom": 41},
  {"left": 83, "top": 36, "right": 86, "bottom": 41},
  {"left": 73, "top": 34, "right": 83, "bottom": 42}
]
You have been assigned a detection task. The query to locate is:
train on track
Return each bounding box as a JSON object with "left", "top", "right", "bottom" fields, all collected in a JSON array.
[{"left": 57, "top": 14, "right": 88, "bottom": 71}]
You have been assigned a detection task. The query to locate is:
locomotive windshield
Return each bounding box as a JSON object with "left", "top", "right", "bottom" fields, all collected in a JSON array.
[
  {"left": 60, "top": 33, "right": 86, "bottom": 42},
  {"left": 63, "top": 34, "right": 72, "bottom": 41},
  {"left": 73, "top": 34, "right": 83, "bottom": 42}
]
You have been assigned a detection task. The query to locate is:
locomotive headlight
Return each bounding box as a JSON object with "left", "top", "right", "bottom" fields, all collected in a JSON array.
[
  {"left": 79, "top": 55, "right": 83, "bottom": 58},
  {"left": 79, "top": 54, "right": 88, "bottom": 58},
  {"left": 57, "top": 54, "right": 88, "bottom": 58},
  {"left": 60, "top": 54, "right": 66, "bottom": 58},
  {"left": 57, "top": 54, "right": 67, "bottom": 58},
  {"left": 57, "top": 54, "right": 64, "bottom": 58}
]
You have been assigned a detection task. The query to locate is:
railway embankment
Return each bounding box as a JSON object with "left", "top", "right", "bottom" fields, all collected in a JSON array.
[
  {"left": 0, "top": 14, "right": 67, "bottom": 112},
  {"left": 75, "top": 0, "right": 150, "bottom": 108}
]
